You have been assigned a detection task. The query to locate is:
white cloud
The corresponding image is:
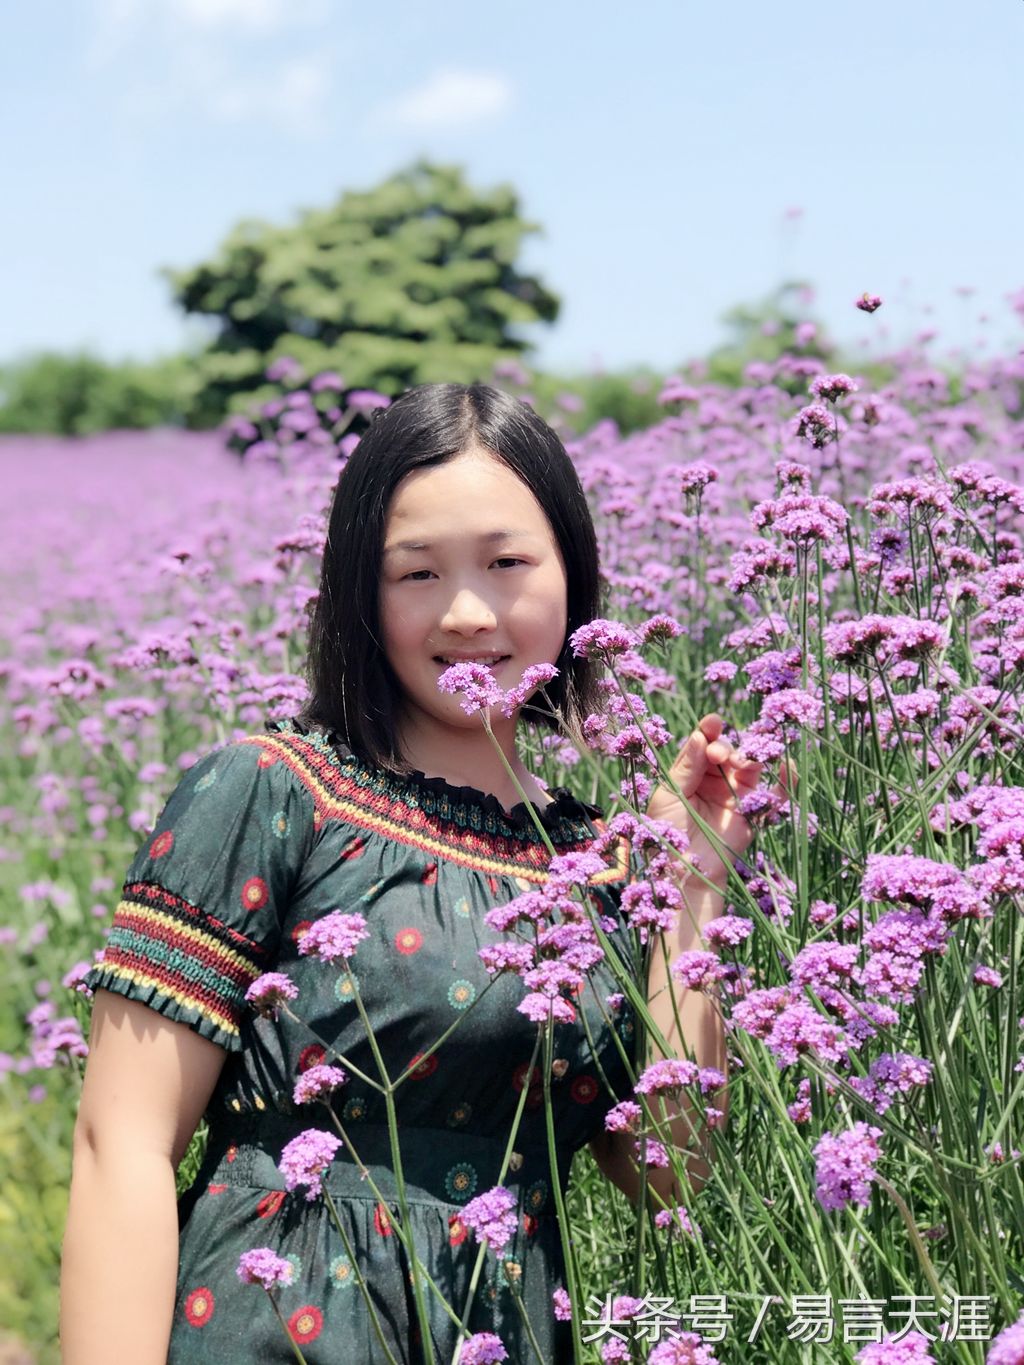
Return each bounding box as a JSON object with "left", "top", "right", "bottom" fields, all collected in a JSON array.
[
  {"left": 381, "top": 69, "right": 513, "bottom": 130},
  {"left": 84, "top": 0, "right": 334, "bottom": 134},
  {"left": 172, "top": 0, "right": 333, "bottom": 31},
  {"left": 209, "top": 56, "right": 331, "bottom": 133},
  {"left": 86, "top": 0, "right": 330, "bottom": 71}
]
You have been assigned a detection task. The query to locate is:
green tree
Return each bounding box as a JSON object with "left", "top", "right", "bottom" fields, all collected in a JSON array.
[
  {"left": 165, "top": 160, "right": 560, "bottom": 425},
  {"left": 0, "top": 352, "right": 194, "bottom": 435}
]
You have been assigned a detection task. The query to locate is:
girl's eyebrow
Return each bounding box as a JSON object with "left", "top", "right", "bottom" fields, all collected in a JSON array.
[{"left": 383, "top": 530, "right": 535, "bottom": 557}]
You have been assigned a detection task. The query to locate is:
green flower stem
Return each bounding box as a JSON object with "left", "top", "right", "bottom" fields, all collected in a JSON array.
[
  {"left": 873, "top": 1174, "right": 948, "bottom": 1304},
  {"left": 265, "top": 1289, "right": 310, "bottom": 1365},
  {"left": 480, "top": 712, "right": 558, "bottom": 858},
  {"left": 451, "top": 1028, "right": 542, "bottom": 1362},
  {"left": 319, "top": 1108, "right": 470, "bottom": 1335},
  {"left": 506, "top": 1275, "right": 550, "bottom": 1365},
  {"left": 390, "top": 977, "right": 499, "bottom": 1086},
  {"left": 279, "top": 1002, "right": 384, "bottom": 1091},
  {"left": 322, "top": 1188, "right": 402, "bottom": 1365},
  {"left": 542, "top": 1019, "right": 585, "bottom": 1362},
  {"left": 343, "top": 967, "right": 437, "bottom": 1362}
]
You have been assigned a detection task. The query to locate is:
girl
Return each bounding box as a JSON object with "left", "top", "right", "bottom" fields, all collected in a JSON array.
[{"left": 61, "top": 383, "right": 778, "bottom": 1364}]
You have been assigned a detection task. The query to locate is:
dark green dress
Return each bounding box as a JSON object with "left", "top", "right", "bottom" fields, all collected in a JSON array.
[{"left": 87, "top": 717, "right": 637, "bottom": 1364}]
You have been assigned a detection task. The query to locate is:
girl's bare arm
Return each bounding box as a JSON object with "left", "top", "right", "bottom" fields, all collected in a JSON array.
[
  {"left": 60, "top": 992, "right": 227, "bottom": 1365},
  {"left": 590, "top": 871, "right": 728, "bottom": 1206}
]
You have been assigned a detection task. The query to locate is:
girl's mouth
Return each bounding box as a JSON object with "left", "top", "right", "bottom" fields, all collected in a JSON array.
[{"left": 433, "top": 655, "right": 510, "bottom": 667}]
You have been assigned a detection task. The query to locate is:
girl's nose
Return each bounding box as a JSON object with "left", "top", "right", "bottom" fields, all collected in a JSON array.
[{"left": 440, "top": 588, "right": 498, "bottom": 633}]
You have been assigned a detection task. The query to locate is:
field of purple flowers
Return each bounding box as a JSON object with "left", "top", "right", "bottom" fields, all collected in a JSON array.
[{"left": 3, "top": 312, "right": 1024, "bottom": 1363}]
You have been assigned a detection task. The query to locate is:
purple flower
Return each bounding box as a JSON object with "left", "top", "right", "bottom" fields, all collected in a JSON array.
[
  {"left": 569, "top": 619, "right": 636, "bottom": 660},
  {"left": 849, "top": 1053, "right": 933, "bottom": 1114},
  {"left": 245, "top": 972, "right": 299, "bottom": 1018},
  {"left": 634, "top": 1138, "right": 669, "bottom": 1167},
  {"left": 635, "top": 1059, "right": 699, "bottom": 1093},
  {"left": 279, "top": 1129, "right": 343, "bottom": 1201},
  {"left": 813, "top": 1123, "right": 883, "bottom": 1212},
  {"left": 310, "top": 370, "right": 344, "bottom": 392},
  {"left": 787, "top": 1078, "right": 812, "bottom": 1124},
  {"left": 639, "top": 614, "right": 684, "bottom": 644},
  {"left": 794, "top": 403, "right": 839, "bottom": 449},
  {"left": 604, "top": 1100, "right": 642, "bottom": 1133},
  {"left": 602, "top": 1341, "right": 631, "bottom": 1364},
  {"left": 437, "top": 663, "right": 504, "bottom": 714},
  {"left": 759, "top": 687, "right": 824, "bottom": 731},
  {"left": 462, "top": 1185, "right": 518, "bottom": 1254},
  {"left": 854, "top": 1333, "right": 935, "bottom": 1363},
  {"left": 670, "top": 951, "right": 727, "bottom": 991},
  {"left": 518, "top": 993, "right": 575, "bottom": 1024},
  {"left": 552, "top": 1286, "right": 572, "bottom": 1320},
  {"left": 788, "top": 942, "right": 860, "bottom": 991},
  {"left": 809, "top": 373, "right": 859, "bottom": 403},
  {"left": 703, "top": 916, "right": 753, "bottom": 949},
  {"left": 704, "top": 660, "right": 738, "bottom": 684},
  {"left": 647, "top": 1333, "right": 718, "bottom": 1363},
  {"left": 236, "top": 1248, "right": 295, "bottom": 1289},
  {"left": 265, "top": 356, "right": 303, "bottom": 382},
  {"left": 346, "top": 389, "right": 391, "bottom": 413},
  {"left": 766, "top": 1002, "right": 848, "bottom": 1068},
  {"left": 986, "top": 1312, "right": 1024, "bottom": 1364},
  {"left": 478, "top": 942, "right": 536, "bottom": 977},
  {"left": 974, "top": 965, "right": 1003, "bottom": 989},
  {"left": 498, "top": 662, "right": 559, "bottom": 717},
  {"left": 678, "top": 461, "right": 719, "bottom": 495},
  {"left": 61, "top": 961, "right": 93, "bottom": 996},
  {"left": 293, "top": 1064, "right": 348, "bottom": 1105},
  {"left": 658, "top": 376, "right": 699, "bottom": 404},
  {"left": 856, "top": 293, "right": 883, "bottom": 313},
  {"left": 298, "top": 911, "right": 369, "bottom": 964},
  {"left": 751, "top": 493, "right": 848, "bottom": 544},
  {"left": 457, "top": 1332, "right": 508, "bottom": 1364},
  {"left": 653, "top": 1204, "right": 699, "bottom": 1238}
]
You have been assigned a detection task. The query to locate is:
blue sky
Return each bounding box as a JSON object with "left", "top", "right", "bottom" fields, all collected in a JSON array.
[{"left": 3, "top": 0, "right": 1022, "bottom": 374}]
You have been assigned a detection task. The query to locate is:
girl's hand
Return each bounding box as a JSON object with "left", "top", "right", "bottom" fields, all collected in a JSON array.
[{"left": 646, "top": 713, "right": 792, "bottom": 885}]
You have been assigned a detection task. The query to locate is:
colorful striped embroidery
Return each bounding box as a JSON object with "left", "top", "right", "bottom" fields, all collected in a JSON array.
[
  {"left": 240, "top": 730, "right": 631, "bottom": 883},
  {"left": 95, "top": 883, "right": 267, "bottom": 1038}
]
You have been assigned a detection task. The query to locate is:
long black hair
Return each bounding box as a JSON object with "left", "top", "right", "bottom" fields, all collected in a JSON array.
[{"left": 299, "top": 382, "right": 604, "bottom": 773}]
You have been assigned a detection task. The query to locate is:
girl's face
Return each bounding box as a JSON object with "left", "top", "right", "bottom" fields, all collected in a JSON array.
[{"left": 379, "top": 448, "right": 569, "bottom": 740}]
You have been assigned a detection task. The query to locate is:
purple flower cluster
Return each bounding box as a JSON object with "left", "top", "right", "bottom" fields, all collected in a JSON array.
[
  {"left": 26, "top": 1001, "right": 88, "bottom": 1069},
  {"left": 646, "top": 1336, "right": 719, "bottom": 1364},
  {"left": 457, "top": 1333, "right": 508, "bottom": 1364},
  {"left": 809, "top": 373, "right": 860, "bottom": 403},
  {"left": 278, "top": 1128, "right": 342, "bottom": 1201},
  {"left": 461, "top": 1185, "right": 518, "bottom": 1254},
  {"left": 848, "top": 1052, "right": 933, "bottom": 1114},
  {"left": 236, "top": 1248, "right": 294, "bottom": 1290},
  {"left": 292, "top": 1064, "right": 348, "bottom": 1105},
  {"left": 297, "top": 911, "right": 369, "bottom": 964},
  {"left": 436, "top": 660, "right": 559, "bottom": 719},
  {"left": 245, "top": 972, "right": 299, "bottom": 1019},
  {"left": 985, "top": 1312, "right": 1024, "bottom": 1365},
  {"left": 479, "top": 842, "right": 621, "bottom": 1026},
  {"left": 653, "top": 1204, "right": 699, "bottom": 1238},
  {"left": 751, "top": 492, "right": 848, "bottom": 544},
  {"left": 854, "top": 1334, "right": 935, "bottom": 1364},
  {"left": 813, "top": 1122, "right": 883, "bottom": 1212}
]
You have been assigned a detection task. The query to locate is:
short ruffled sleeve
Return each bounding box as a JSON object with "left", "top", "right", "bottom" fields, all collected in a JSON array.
[{"left": 87, "top": 739, "right": 314, "bottom": 1051}]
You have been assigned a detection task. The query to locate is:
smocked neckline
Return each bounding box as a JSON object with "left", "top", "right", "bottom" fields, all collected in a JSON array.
[
  {"left": 401, "top": 764, "right": 598, "bottom": 828},
  {"left": 265, "top": 716, "right": 603, "bottom": 832}
]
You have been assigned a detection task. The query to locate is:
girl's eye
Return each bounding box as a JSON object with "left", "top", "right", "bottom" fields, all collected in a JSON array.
[{"left": 400, "top": 559, "right": 524, "bottom": 581}]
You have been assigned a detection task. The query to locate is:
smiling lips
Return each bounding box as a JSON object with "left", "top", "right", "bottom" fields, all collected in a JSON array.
[{"left": 434, "top": 654, "right": 510, "bottom": 666}]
